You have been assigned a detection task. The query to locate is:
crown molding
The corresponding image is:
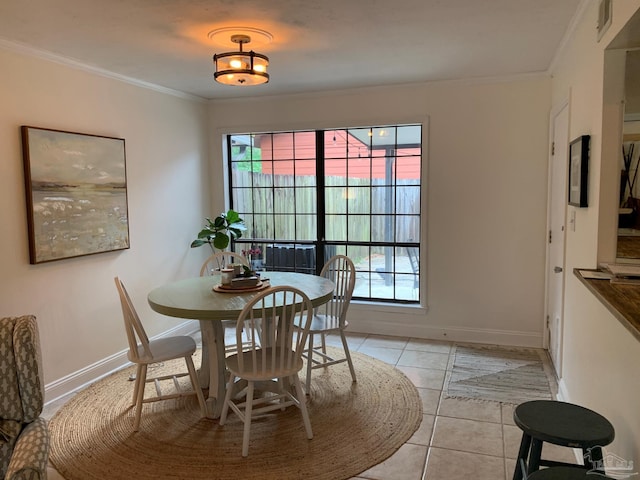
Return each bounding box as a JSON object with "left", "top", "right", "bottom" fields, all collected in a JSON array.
[
  {"left": 548, "top": 0, "right": 592, "bottom": 75},
  {"left": 0, "top": 37, "right": 206, "bottom": 103}
]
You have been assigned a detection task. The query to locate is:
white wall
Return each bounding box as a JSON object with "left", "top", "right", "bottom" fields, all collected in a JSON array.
[
  {"left": 0, "top": 47, "right": 211, "bottom": 400},
  {"left": 550, "top": 0, "right": 640, "bottom": 464},
  {"left": 209, "top": 76, "right": 551, "bottom": 347}
]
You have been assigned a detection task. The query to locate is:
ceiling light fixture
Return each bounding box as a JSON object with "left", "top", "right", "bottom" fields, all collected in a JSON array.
[{"left": 213, "top": 34, "right": 269, "bottom": 86}]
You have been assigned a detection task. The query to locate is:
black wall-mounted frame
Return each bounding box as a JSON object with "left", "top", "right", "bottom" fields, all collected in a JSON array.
[{"left": 568, "top": 135, "right": 590, "bottom": 208}]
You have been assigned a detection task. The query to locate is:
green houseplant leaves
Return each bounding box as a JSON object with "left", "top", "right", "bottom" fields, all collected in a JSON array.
[{"left": 190, "top": 209, "right": 246, "bottom": 252}]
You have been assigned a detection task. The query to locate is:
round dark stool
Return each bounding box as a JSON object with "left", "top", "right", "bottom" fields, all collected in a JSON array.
[
  {"left": 512, "top": 400, "right": 615, "bottom": 480},
  {"left": 528, "top": 466, "right": 614, "bottom": 480}
]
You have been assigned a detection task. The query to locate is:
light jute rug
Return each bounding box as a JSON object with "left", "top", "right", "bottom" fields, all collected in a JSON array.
[
  {"left": 49, "top": 347, "right": 421, "bottom": 480},
  {"left": 445, "top": 344, "right": 553, "bottom": 405}
]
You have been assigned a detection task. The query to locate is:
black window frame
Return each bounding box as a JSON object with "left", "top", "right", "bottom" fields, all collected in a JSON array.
[{"left": 226, "top": 124, "right": 422, "bottom": 304}]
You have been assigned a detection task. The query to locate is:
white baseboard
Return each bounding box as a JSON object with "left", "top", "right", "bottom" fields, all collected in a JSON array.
[
  {"left": 346, "top": 302, "right": 543, "bottom": 347},
  {"left": 44, "top": 320, "right": 200, "bottom": 405},
  {"left": 349, "top": 317, "right": 543, "bottom": 348},
  {"left": 555, "top": 378, "right": 571, "bottom": 402}
]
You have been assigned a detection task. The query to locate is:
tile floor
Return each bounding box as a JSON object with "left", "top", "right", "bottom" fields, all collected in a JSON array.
[{"left": 42, "top": 333, "right": 579, "bottom": 480}]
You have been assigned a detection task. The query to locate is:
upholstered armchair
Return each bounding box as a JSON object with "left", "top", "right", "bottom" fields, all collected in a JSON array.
[{"left": 0, "top": 315, "right": 49, "bottom": 480}]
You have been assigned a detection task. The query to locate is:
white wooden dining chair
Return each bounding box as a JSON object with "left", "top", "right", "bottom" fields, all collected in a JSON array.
[
  {"left": 199, "top": 251, "right": 248, "bottom": 276},
  {"left": 199, "top": 251, "right": 253, "bottom": 355},
  {"left": 219, "top": 285, "right": 314, "bottom": 457},
  {"left": 300, "top": 255, "right": 357, "bottom": 393},
  {"left": 114, "top": 277, "right": 207, "bottom": 431}
]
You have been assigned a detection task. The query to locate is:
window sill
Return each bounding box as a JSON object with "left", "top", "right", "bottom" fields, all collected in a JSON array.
[{"left": 350, "top": 299, "right": 428, "bottom": 316}]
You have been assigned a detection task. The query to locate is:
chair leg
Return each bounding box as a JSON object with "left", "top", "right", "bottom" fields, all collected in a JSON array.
[
  {"left": 305, "top": 333, "right": 315, "bottom": 394},
  {"left": 242, "top": 381, "right": 255, "bottom": 457},
  {"left": 219, "top": 373, "right": 236, "bottom": 426},
  {"left": 133, "top": 364, "right": 148, "bottom": 432},
  {"left": 277, "top": 378, "right": 287, "bottom": 410},
  {"left": 185, "top": 355, "right": 207, "bottom": 418},
  {"left": 132, "top": 364, "right": 144, "bottom": 406},
  {"left": 320, "top": 333, "right": 327, "bottom": 355},
  {"left": 340, "top": 330, "right": 357, "bottom": 383},
  {"left": 584, "top": 446, "right": 605, "bottom": 474},
  {"left": 528, "top": 438, "right": 543, "bottom": 475},
  {"left": 293, "top": 374, "right": 313, "bottom": 440},
  {"left": 513, "top": 433, "right": 531, "bottom": 480}
]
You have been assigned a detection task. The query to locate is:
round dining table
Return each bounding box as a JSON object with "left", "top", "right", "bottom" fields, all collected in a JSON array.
[{"left": 147, "top": 271, "right": 335, "bottom": 418}]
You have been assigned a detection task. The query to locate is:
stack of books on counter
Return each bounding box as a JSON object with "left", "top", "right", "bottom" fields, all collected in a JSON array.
[{"left": 601, "top": 263, "right": 640, "bottom": 285}]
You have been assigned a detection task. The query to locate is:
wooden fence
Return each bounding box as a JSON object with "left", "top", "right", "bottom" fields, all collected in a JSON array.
[{"left": 232, "top": 170, "right": 420, "bottom": 243}]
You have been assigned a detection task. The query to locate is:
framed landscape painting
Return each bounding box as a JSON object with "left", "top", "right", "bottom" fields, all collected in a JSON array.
[{"left": 21, "top": 126, "right": 130, "bottom": 264}]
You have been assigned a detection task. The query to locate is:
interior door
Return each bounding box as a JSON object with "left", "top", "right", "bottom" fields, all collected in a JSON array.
[{"left": 546, "top": 102, "right": 569, "bottom": 378}]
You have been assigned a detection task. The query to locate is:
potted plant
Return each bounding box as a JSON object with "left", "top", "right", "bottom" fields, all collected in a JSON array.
[{"left": 190, "top": 209, "right": 247, "bottom": 252}]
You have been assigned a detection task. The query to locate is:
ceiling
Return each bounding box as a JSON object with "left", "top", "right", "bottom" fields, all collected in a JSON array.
[{"left": 0, "top": 0, "right": 584, "bottom": 100}]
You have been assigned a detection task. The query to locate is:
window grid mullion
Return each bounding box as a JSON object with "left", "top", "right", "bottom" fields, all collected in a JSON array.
[
  {"left": 226, "top": 125, "right": 421, "bottom": 304},
  {"left": 316, "top": 130, "right": 326, "bottom": 272},
  {"left": 292, "top": 132, "right": 297, "bottom": 245},
  {"left": 269, "top": 133, "right": 276, "bottom": 243}
]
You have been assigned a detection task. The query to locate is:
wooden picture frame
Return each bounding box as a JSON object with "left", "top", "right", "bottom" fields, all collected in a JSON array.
[
  {"left": 568, "top": 135, "right": 590, "bottom": 208},
  {"left": 21, "top": 126, "right": 129, "bottom": 264}
]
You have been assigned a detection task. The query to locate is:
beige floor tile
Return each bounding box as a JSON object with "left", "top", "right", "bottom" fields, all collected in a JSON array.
[
  {"left": 397, "top": 350, "right": 449, "bottom": 370},
  {"left": 408, "top": 414, "right": 435, "bottom": 446},
  {"left": 313, "top": 334, "right": 364, "bottom": 357},
  {"left": 417, "top": 388, "right": 441, "bottom": 415},
  {"left": 432, "top": 416, "right": 504, "bottom": 457},
  {"left": 359, "top": 443, "right": 428, "bottom": 480},
  {"left": 501, "top": 403, "right": 516, "bottom": 425},
  {"left": 396, "top": 365, "right": 446, "bottom": 390},
  {"left": 405, "top": 338, "right": 452, "bottom": 354},
  {"left": 330, "top": 331, "right": 368, "bottom": 349},
  {"left": 505, "top": 457, "right": 517, "bottom": 479},
  {"left": 541, "top": 443, "right": 582, "bottom": 465},
  {"left": 319, "top": 332, "right": 346, "bottom": 346},
  {"left": 438, "top": 397, "right": 502, "bottom": 423},
  {"left": 360, "top": 334, "right": 409, "bottom": 350},
  {"left": 503, "top": 424, "right": 524, "bottom": 459},
  {"left": 502, "top": 425, "right": 581, "bottom": 464},
  {"left": 424, "top": 447, "right": 505, "bottom": 480},
  {"left": 357, "top": 345, "right": 403, "bottom": 365},
  {"left": 312, "top": 334, "right": 345, "bottom": 350}
]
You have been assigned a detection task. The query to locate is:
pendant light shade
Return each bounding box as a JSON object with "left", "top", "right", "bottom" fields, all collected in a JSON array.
[{"left": 213, "top": 34, "right": 269, "bottom": 86}]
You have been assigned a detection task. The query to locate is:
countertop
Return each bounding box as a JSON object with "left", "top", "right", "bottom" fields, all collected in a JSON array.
[{"left": 574, "top": 268, "right": 640, "bottom": 342}]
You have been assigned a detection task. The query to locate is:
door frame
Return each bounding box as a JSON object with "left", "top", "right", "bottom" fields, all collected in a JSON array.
[{"left": 543, "top": 98, "right": 570, "bottom": 377}]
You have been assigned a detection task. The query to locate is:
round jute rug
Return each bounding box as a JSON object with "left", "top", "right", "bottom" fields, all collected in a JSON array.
[{"left": 49, "top": 347, "right": 422, "bottom": 480}]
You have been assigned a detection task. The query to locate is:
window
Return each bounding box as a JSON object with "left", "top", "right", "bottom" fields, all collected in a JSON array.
[{"left": 227, "top": 124, "right": 422, "bottom": 303}]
